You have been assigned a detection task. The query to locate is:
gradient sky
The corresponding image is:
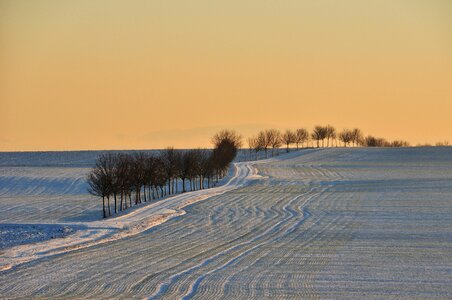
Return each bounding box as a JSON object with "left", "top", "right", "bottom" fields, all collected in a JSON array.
[{"left": 1, "top": 0, "right": 451, "bottom": 150}]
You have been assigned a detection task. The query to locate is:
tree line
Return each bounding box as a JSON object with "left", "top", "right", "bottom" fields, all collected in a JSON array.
[
  {"left": 246, "top": 125, "right": 410, "bottom": 159},
  {"left": 87, "top": 130, "right": 242, "bottom": 218},
  {"left": 87, "top": 126, "right": 428, "bottom": 217}
]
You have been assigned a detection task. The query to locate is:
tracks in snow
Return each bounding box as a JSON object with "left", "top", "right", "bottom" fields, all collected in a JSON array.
[
  {"left": 3, "top": 148, "right": 452, "bottom": 299},
  {"left": 0, "top": 161, "right": 257, "bottom": 272}
]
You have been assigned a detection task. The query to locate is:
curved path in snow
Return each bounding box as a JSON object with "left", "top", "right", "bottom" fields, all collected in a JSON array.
[{"left": 0, "top": 161, "right": 259, "bottom": 272}]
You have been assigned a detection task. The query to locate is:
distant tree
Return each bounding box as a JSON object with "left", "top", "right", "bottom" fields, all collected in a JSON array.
[
  {"left": 351, "top": 128, "right": 363, "bottom": 147},
  {"left": 199, "top": 150, "right": 215, "bottom": 188},
  {"left": 132, "top": 152, "right": 147, "bottom": 204},
  {"left": 247, "top": 137, "right": 258, "bottom": 160},
  {"left": 390, "top": 140, "right": 410, "bottom": 147},
  {"left": 191, "top": 149, "right": 213, "bottom": 190},
  {"left": 364, "top": 135, "right": 389, "bottom": 147},
  {"left": 108, "top": 154, "right": 121, "bottom": 214},
  {"left": 250, "top": 135, "right": 264, "bottom": 160},
  {"left": 212, "top": 130, "right": 242, "bottom": 180},
  {"left": 87, "top": 154, "right": 116, "bottom": 218},
  {"left": 326, "top": 125, "right": 336, "bottom": 147},
  {"left": 364, "top": 135, "right": 377, "bottom": 147},
  {"left": 143, "top": 155, "right": 157, "bottom": 200},
  {"left": 294, "top": 128, "right": 309, "bottom": 149},
  {"left": 211, "top": 130, "right": 242, "bottom": 150},
  {"left": 87, "top": 171, "right": 109, "bottom": 218},
  {"left": 281, "top": 130, "right": 296, "bottom": 152},
  {"left": 435, "top": 141, "right": 450, "bottom": 147},
  {"left": 152, "top": 156, "right": 168, "bottom": 197},
  {"left": 190, "top": 149, "right": 203, "bottom": 190},
  {"left": 339, "top": 129, "right": 353, "bottom": 147},
  {"left": 265, "top": 129, "right": 282, "bottom": 156},
  {"left": 179, "top": 150, "right": 194, "bottom": 192},
  {"left": 311, "top": 126, "right": 327, "bottom": 148},
  {"left": 380, "top": 138, "right": 390, "bottom": 147},
  {"left": 162, "top": 147, "right": 179, "bottom": 195},
  {"left": 256, "top": 130, "right": 271, "bottom": 158}
]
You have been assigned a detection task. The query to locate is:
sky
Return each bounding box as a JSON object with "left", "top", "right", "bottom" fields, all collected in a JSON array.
[{"left": 1, "top": 0, "right": 451, "bottom": 151}]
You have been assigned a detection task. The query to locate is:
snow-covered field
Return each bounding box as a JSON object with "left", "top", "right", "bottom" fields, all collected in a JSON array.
[{"left": 1, "top": 147, "right": 452, "bottom": 298}]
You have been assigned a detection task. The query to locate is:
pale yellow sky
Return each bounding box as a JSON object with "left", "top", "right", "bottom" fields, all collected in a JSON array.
[{"left": 1, "top": 0, "right": 451, "bottom": 150}]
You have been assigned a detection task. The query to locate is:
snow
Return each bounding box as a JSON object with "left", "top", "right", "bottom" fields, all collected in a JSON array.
[
  {"left": 0, "top": 153, "right": 261, "bottom": 272},
  {"left": 0, "top": 224, "right": 74, "bottom": 250},
  {"left": 1, "top": 147, "right": 452, "bottom": 298}
]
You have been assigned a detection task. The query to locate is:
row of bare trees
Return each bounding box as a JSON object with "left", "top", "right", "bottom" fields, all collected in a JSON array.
[
  {"left": 246, "top": 126, "right": 410, "bottom": 160},
  {"left": 87, "top": 130, "right": 242, "bottom": 218},
  {"left": 88, "top": 126, "right": 413, "bottom": 216},
  {"left": 247, "top": 129, "right": 310, "bottom": 159}
]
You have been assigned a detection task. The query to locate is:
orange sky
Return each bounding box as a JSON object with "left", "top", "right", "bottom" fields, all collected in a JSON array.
[{"left": 1, "top": 0, "right": 451, "bottom": 150}]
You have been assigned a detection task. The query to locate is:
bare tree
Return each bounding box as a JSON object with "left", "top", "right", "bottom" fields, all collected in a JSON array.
[
  {"left": 249, "top": 135, "right": 264, "bottom": 160},
  {"left": 311, "top": 126, "right": 327, "bottom": 148},
  {"left": 391, "top": 140, "right": 410, "bottom": 147},
  {"left": 109, "top": 154, "right": 121, "bottom": 214},
  {"left": 87, "top": 154, "right": 116, "bottom": 218},
  {"left": 162, "top": 147, "right": 179, "bottom": 195},
  {"left": 265, "top": 129, "right": 282, "bottom": 157},
  {"left": 364, "top": 135, "right": 389, "bottom": 147},
  {"left": 179, "top": 150, "right": 194, "bottom": 192},
  {"left": 143, "top": 155, "right": 157, "bottom": 200},
  {"left": 339, "top": 129, "right": 353, "bottom": 147},
  {"left": 212, "top": 130, "right": 242, "bottom": 180},
  {"left": 326, "top": 125, "right": 336, "bottom": 147},
  {"left": 132, "top": 152, "right": 148, "bottom": 204},
  {"left": 435, "top": 141, "right": 450, "bottom": 147},
  {"left": 152, "top": 156, "right": 167, "bottom": 198},
  {"left": 371, "top": 137, "right": 383, "bottom": 147},
  {"left": 281, "top": 130, "right": 296, "bottom": 152},
  {"left": 256, "top": 130, "right": 271, "bottom": 158},
  {"left": 87, "top": 171, "right": 110, "bottom": 218},
  {"left": 351, "top": 128, "right": 363, "bottom": 147},
  {"left": 294, "top": 128, "right": 309, "bottom": 149},
  {"left": 247, "top": 137, "right": 257, "bottom": 160},
  {"left": 199, "top": 150, "right": 215, "bottom": 188},
  {"left": 212, "top": 130, "right": 242, "bottom": 149},
  {"left": 114, "top": 154, "right": 131, "bottom": 210}
]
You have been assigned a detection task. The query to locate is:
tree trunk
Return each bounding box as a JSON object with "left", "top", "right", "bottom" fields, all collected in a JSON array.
[
  {"left": 114, "top": 193, "right": 117, "bottom": 214},
  {"left": 102, "top": 196, "right": 106, "bottom": 218},
  {"left": 107, "top": 196, "right": 111, "bottom": 216},
  {"left": 143, "top": 186, "right": 146, "bottom": 202},
  {"left": 136, "top": 189, "right": 141, "bottom": 205}
]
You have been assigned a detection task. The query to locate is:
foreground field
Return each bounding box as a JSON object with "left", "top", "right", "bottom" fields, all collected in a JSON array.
[{"left": 1, "top": 147, "right": 452, "bottom": 298}]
